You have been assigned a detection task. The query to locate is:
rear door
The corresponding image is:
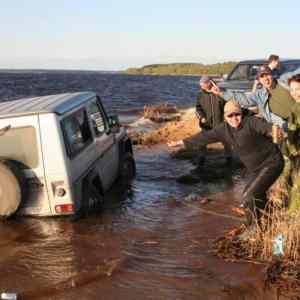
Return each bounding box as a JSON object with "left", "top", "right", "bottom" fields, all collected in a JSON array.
[{"left": 0, "top": 115, "right": 51, "bottom": 215}]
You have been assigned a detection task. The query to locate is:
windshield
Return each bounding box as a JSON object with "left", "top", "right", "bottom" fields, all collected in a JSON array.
[
  {"left": 228, "top": 64, "right": 262, "bottom": 81},
  {"left": 0, "top": 126, "right": 39, "bottom": 168},
  {"left": 280, "top": 63, "right": 300, "bottom": 73}
]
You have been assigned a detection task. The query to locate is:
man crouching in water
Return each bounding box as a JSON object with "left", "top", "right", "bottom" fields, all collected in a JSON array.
[{"left": 184, "top": 101, "right": 284, "bottom": 226}]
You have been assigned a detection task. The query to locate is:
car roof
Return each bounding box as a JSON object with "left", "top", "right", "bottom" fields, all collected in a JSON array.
[
  {"left": 239, "top": 58, "right": 300, "bottom": 64},
  {"left": 0, "top": 92, "right": 96, "bottom": 118}
]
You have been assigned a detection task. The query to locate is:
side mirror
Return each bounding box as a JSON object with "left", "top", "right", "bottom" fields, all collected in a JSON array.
[
  {"left": 108, "top": 115, "right": 120, "bottom": 127},
  {"left": 108, "top": 115, "right": 120, "bottom": 133},
  {"left": 222, "top": 74, "right": 228, "bottom": 80}
]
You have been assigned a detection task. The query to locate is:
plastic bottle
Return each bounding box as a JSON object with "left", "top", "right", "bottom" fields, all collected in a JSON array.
[
  {"left": 272, "top": 125, "right": 279, "bottom": 144},
  {"left": 0, "top": 293, "right": 17, "bottom": 300},
  {"left": 273, "top": 234, "right": 284, "bottom": 256}
]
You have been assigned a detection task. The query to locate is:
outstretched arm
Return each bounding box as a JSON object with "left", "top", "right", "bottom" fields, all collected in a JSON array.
[
  {"left": 211, "top": 85, "right": 260, "bottom": 107},
  {"left": 183, "top": 126, "right": 223, "bottom": 149}
]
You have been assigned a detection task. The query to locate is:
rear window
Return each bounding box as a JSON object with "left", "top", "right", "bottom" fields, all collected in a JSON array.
[{"left": 0, "top": 126, "right": 39, "bottom": 168}]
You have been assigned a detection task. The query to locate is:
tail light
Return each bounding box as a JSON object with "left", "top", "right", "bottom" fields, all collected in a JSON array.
[{"left": 55, "top": 204, "right": 74, "bottom": 214}]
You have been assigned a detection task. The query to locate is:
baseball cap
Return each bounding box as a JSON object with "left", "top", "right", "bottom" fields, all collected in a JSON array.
[{"left": 224, "top": 101, "right": 241, "bottom": 116}]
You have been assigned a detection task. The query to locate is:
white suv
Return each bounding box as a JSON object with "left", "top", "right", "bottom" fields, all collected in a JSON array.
[{"left": 0, "top": 92, "right": 135, "bottom": 218}]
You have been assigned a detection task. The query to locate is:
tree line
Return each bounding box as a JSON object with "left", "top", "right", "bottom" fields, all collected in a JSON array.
[{"left": 124, "top": 62, "right": 237, "bottom": 76}]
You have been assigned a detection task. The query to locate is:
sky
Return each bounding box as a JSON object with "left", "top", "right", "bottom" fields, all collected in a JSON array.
[{"left": 1, "top": 0, "right": 299, "bottom": 70}]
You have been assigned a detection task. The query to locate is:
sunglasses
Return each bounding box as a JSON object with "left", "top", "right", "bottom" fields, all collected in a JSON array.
[{"left": 226, "top": 112, "right": 241, "bottom": 118}]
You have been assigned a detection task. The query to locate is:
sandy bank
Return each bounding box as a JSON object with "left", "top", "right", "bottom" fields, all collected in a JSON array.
[{"left": 130, "top": 107, "right": 226, "bottom": 153}]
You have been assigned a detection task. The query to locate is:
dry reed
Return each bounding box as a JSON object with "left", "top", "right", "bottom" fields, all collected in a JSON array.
[{"left": 245, "top": 205, "right": 300, "bottom": 263}]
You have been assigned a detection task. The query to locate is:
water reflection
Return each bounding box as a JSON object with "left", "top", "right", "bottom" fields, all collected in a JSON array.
[{"left": 0, "top": 145, "right": 270, "bottom": 300}]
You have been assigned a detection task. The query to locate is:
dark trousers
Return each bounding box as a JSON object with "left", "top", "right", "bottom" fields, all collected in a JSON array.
[{"left": 242, "top": 155, "right": 284, "bottom": 226}]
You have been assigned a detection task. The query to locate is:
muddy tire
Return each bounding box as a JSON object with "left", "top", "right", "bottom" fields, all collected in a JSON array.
[
  {"left": 119, "top": 152, "right": 136, "bottom": 180},
  {"left": 0, "top": 160, "right": 27, "bottom": 218},
  {"left": 87, "top": 185, "right": 104, "bottom": 210},
  {"left": 81, "top": 184, "right": 104, "bottom": 216}
]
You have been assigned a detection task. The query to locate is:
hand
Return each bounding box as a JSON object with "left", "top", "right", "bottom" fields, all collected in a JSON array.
[
  {"left": 272, "top": 125, "right": 284, "bottom": 143},
  {"left": 167, "top": 140, "right": 184, "bottom": 147},
  {"left": 210, "top": 85, "right": 222, "bottom": 96},
  {"left": 231, "top": 207, "right": 246, "bottom": 216}
]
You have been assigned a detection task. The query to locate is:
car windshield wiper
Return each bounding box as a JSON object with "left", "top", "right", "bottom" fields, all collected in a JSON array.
[{"left": 0, "top": 125, "right": 11, "bottom": 136}]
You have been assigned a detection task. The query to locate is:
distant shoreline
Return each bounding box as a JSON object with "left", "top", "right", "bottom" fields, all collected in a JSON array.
[{"left": 124, "top": 62, "right": 237, "bottom": 76}]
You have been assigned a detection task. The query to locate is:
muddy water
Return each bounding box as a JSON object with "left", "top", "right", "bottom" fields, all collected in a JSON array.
[{"left": 0, "top": 145, "right": 284, "bottom": 300}]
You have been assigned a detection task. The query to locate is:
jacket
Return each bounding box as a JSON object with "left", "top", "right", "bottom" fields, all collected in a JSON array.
[
  {"left": 222, "top": 83, "right": 287, "bottom": 129},
  {"left": 268, "top": 83, "right": 296, "bottom": 120},
  {"left": 195, "top": 90, "right": 225, "bottom": 129},
  {"left": 282, "top": 103, "right": 300, "bottom": 157},
  {"left": 184, "top": 116, "right": 282, "bottom": 172}
]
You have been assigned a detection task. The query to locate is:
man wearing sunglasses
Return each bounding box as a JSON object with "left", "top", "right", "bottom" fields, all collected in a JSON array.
[
  {"left": 184, "top": 101, "right": 284, "bottom": 226},
  {"left": 211, "top": 67, "right": 295, "bottom": 130}
]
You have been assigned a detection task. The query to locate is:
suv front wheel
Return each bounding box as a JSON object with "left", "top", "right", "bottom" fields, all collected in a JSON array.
[{"left": 119, "top": 152, "right": 136, "bottom": 181}]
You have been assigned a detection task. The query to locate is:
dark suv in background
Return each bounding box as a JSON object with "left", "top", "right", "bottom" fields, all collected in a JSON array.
[{"left": 218, "top": 59, "right": 300, "bottom": 92}]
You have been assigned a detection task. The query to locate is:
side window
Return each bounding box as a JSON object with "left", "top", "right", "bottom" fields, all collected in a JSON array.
[
  {"left": 281, "top": 64, "right": 300, "bottom": 73},
  {"left": 248, "top": 65, "right": 261, "bottom": 80},
  {"left": 62, "top": 109, "right": 93, "bottom": 158},
  {"left": 87, "top": 100, "right": 107, "bottom": 136},
  {"left": 228, "top": 64, "right": 249, "bottom": 80}
]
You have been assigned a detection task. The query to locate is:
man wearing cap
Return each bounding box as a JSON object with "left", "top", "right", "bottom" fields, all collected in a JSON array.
[
  {"left": 211, "top": 66, "right": 295, "bottom": 130},
  {"left": 184, "top": 101, "right": 284, "bottom": 226},
  {"left": 195, "top": 76, "right": 231, "bottom": 166}
]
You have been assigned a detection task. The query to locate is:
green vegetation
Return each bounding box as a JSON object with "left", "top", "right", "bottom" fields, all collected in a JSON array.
[{"left": 124, "top": 62, "right": 237, "bottom": 76}]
